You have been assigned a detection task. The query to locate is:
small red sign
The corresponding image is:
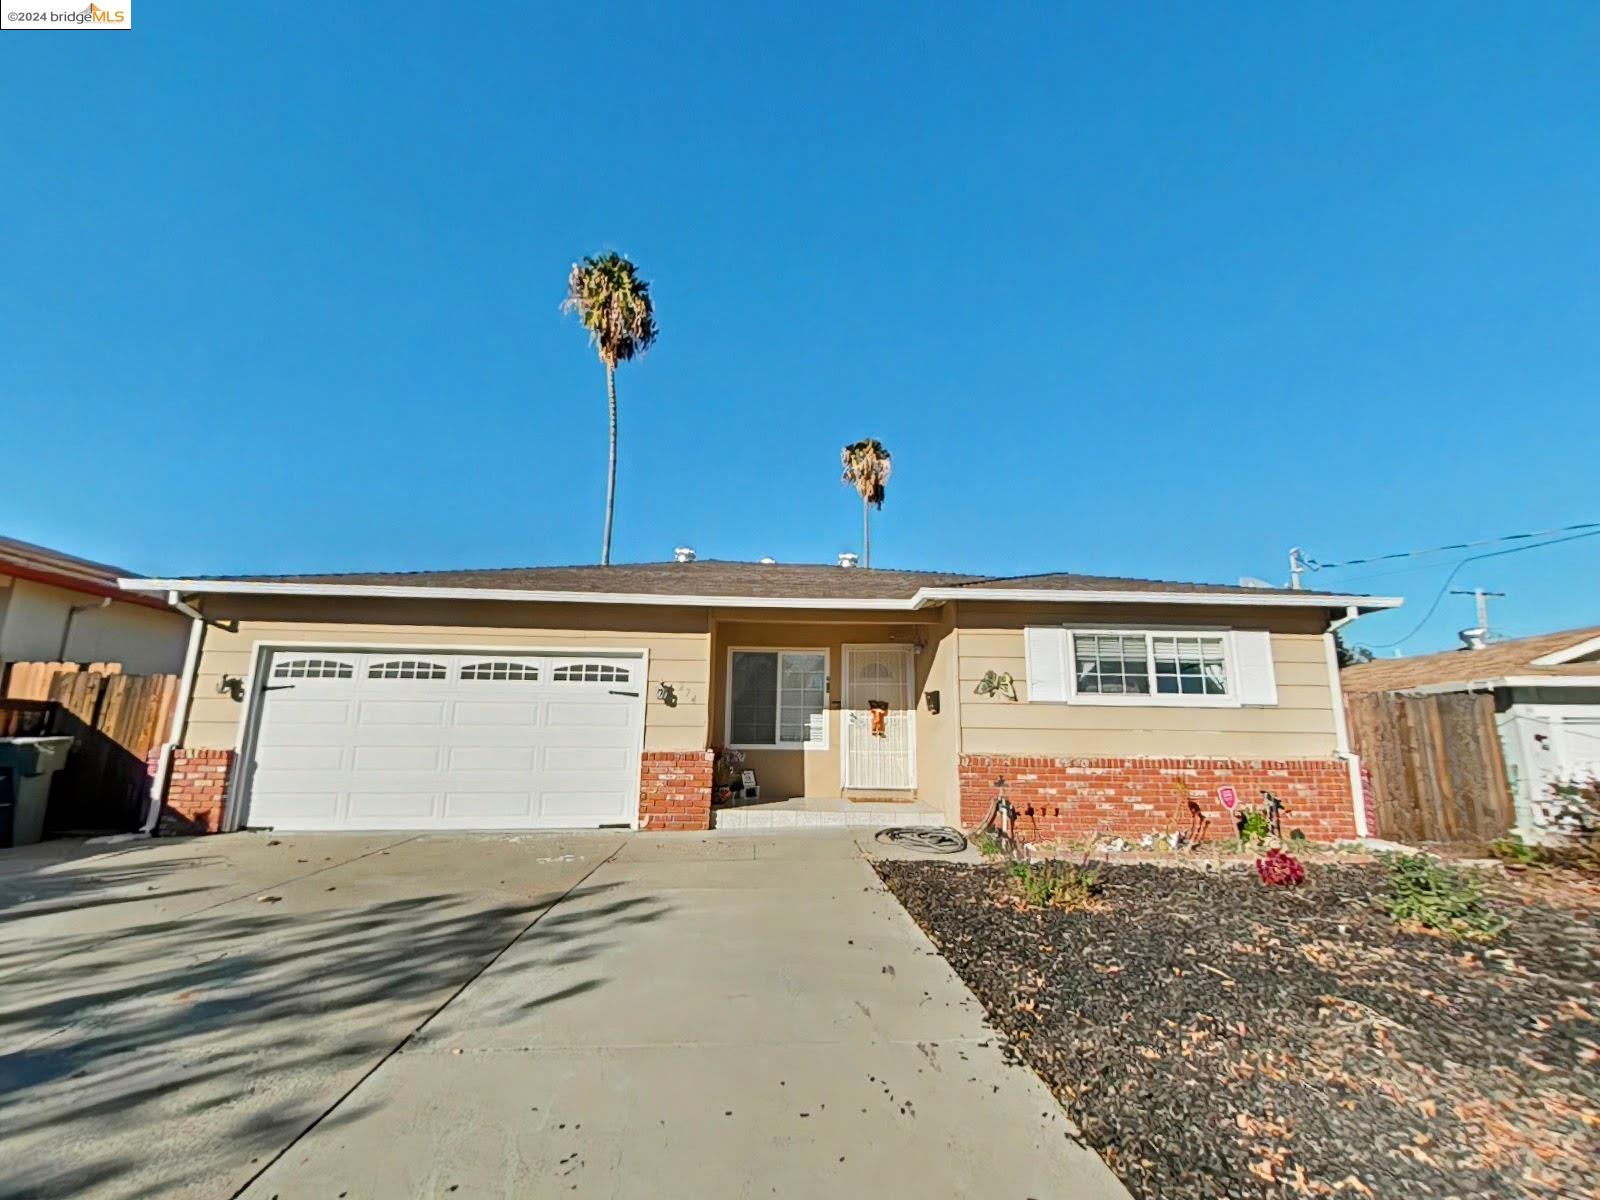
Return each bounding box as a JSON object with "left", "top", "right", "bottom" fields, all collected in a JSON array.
[{"left": 1218, "top": 785, "right": 1239, "bottom": 810}]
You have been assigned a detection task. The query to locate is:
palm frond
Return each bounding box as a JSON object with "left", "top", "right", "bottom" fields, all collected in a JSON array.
[
  {"left": 841, "top": 438, "right": 892, "bottom": 508},
  {"left": 563, "top": 252, "right": 658, "bottom": 367}
]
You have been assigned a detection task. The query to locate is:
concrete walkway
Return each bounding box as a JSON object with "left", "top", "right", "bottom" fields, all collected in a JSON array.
[{"left": 0, "top": 830, "right": 1125, "bottom": 1200}]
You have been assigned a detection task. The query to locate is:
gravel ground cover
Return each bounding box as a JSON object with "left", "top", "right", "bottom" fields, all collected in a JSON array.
[{"left": 876, "top": 857, "right": 1599, "bottom": 1199}]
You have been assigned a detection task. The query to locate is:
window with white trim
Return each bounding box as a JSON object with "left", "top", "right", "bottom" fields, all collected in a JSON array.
[
  {"left": 728, "top": 650, "right": 827, "bottom": 749},
  {"left": 551, "top": 662, "right": 630, "bottom": 683},
  {"left": 273, "top": 658, "right": 353, "bottom": 680},
  {"left": 367, "top": 659, "right": 448, "bottom": 680},
  {"left": 1070, "top": 631, "right": 1230, "bottom": 701},
  {"left": 459, "top": 660, "right": 539, "bottom": 682}
]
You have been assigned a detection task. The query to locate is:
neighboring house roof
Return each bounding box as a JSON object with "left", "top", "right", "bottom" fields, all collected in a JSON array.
[
  {"left": 0, "top": 536, "right": 173, "bottom": 611},
  {"left": 1341, "top": 624, "right": 1600, "bottom": 694},
  {"left": 119, "top": 558, "right": 1400, "bottom": 613}
]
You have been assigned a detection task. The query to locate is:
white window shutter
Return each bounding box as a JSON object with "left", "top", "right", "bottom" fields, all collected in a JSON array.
[
  {"left": 1024, "top": 627, "right": 1070, "bottom": 702},
  {"left": 1233, "top": 631, "right": 1278, "bottom": 705}
]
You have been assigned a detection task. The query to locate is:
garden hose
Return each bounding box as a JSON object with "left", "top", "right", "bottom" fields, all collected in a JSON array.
[{"left": 874, "top": 826, "right": 969, "bottom": 854}]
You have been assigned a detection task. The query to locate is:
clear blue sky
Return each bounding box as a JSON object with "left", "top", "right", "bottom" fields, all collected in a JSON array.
[{"left": 3, "top": 3, "right": 1596, "bottom": 653}]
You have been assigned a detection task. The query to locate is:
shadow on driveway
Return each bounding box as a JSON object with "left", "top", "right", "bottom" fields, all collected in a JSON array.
[{"left": 0, "top": 860, "right": 666, "bottom": 1200}]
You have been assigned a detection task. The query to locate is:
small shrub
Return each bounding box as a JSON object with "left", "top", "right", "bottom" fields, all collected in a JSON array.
[
  {"left": 1537, "top": 776, "right": 1600, "bottom": 836},
  {"left": 1256, "top": 848, "right": 1306, "bottom": 886},
  {"left": 1378, "top": 853, "right": 1508, "bottom": 942},
  {"left": 974, "top": 831, "right": 1003, "bottom": 859},
  {"left": 1008, "top": 858, "right": 1103, "bottom": 910},
  {"left": 1236, "top": 807, "right": 1271, "bottom": 846},
  {"left": 1487, "top": 834, "right": 1543, "bottom": 866}
]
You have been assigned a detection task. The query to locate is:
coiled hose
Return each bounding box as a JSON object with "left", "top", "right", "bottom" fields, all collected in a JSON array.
[{"left": 873, "top": 826, "right": 969, "bottom": 854}]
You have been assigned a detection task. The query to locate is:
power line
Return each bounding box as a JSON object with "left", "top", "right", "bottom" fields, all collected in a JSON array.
[
  {"left": 1305, "top": 521, "right": 1600, "bottom": 572},
  {"left": 1365, "top": 528, "right": 1600, "bottom": 649}
]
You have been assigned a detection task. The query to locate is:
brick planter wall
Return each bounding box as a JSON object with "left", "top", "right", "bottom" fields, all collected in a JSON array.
[
  {"left": 638, "top": 750, "right": 715, "bottom": 831},
  {"left": 958, "top": 754, "right": 1360, "bottom": 844},
  {"left": 148, "top": 748, "right": 235, "bottom": 834}
]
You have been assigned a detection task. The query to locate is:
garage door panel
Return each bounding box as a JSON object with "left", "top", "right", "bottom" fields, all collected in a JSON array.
[
  {"left": 255, "top": 744, "right": 345, "bottom": 770},
  {"left": 451, "top": 700, "right": 543, "bottom": 726},
  {"left": 357, "top": 700, "right": 449, "bottom": 726},
  {"left": 266, "top": 699, "right": 353, "bottom": 725},
  {"left": 447, "top": 746, "right": 537, "bottom": 771},
  {"left": 444, "top": 792, "right": 536, "bottom": 819},
  {"left": 544, "top": 745, "right": 634, "bottom": 772},
  {"left": 542, "top": 790, "right": 630, "bottom": 818},
  {"left": 346, "top": 792, "right": 439, "bottom": 820},
  {"left": 247, "top": 789, "right": 342, "bottom": 820},
  {"left": 546, "top": 701, "right": 632, "bottom": 729},
  {"left": 245, "top": 648, "right": 646, "bottom": 831},
  {"left": 352, "top": 744, "right": 443, "bottom": 771}
]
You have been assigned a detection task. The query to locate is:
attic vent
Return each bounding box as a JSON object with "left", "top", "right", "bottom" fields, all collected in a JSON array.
[
  {"left": 837, "top": 552, "right": 859, "bottom": 569},
  {"left": 673, "top": 547, "right": 696, "bottom": 563}
]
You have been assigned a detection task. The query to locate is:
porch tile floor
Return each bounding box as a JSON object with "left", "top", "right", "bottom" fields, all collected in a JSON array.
[{"left": 713, "top": 796, "right": 946, "bottom": 830}]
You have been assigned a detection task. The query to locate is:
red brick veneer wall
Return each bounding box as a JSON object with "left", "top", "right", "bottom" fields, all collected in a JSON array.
[
  {"left": 638, "top": 750, "right": 714, "bottom": 831},
  {"left": 958, "top": 754, "right": 1359, "bottom": 844},
  {"left": 148, "top": 748, "right": 235, "bottom": 833}
]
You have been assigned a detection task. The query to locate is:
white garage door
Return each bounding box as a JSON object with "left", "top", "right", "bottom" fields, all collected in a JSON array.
[{"left": 242, "top": 649, "right": 646, "bottom": 831}]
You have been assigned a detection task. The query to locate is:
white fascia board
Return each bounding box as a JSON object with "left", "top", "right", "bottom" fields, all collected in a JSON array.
[
  {"left": 1385, "top": 675, "right": 1600, "bottom": 696},
  {"left": 914, "top": 587, "right": 1403, "bottom": 611},
  {"left": 1530, "top": 635, "right": 1600, "bottom": 666},
  {"left": 118, "top": 578, "right": 913, "bottom": 610},
  {"left": 119, "top": 577, "right": 1399, "bottom": 613}
]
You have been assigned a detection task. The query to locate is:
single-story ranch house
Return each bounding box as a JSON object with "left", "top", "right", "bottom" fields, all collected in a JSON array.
[{"left": 119, "top": 557, "right": 1399, "bottom": 841}]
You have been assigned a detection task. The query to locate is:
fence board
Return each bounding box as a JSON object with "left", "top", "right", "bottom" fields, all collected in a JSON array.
[
  {"left": 1, "top": 663, "right": 176, "bottom": 834},
  {"left": 1348, "top": 691, "right": 1515, "bottom": 844}
]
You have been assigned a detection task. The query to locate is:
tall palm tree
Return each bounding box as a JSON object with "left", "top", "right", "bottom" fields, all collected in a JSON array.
[
  {"left": 564, "top": 252, "right": 658, "bottom": 565},
  {"left": 840, "top": 438, "right": 892, "bottom": 567}
]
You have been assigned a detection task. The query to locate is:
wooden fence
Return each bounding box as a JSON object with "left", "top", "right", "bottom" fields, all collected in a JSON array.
[
  {"left": 1, "top": 662, "right": 179, "bottom": 833},
  {"left": 1346, "top": 691, "right": 1515, "bottom": 844}
]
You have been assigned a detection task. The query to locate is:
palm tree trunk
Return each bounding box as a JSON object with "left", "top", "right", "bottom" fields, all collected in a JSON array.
[
  {"left": 602, "top": 363, "right": 618, "bottom": 566},
  {"left": 862, "top": 498, "right": 870, "bottom": 568}
]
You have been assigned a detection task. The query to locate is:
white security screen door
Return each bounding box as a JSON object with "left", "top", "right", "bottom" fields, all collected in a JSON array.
[
  {"left": 244, "top": 649, "right": 645, "bottom": 830},
  {"left": 842, "top": 646, "right": 915, "bottom": 790}
]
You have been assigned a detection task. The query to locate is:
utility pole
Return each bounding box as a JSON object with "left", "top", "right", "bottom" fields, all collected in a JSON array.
[
  {"left": 1450, "top": 587, "right": 1504, "bottom": 641},
  {"left": 1288, "top": 547, "right": 1305, "bottom": 590}
]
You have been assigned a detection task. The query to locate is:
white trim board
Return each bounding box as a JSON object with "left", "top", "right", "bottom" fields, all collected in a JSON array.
[
  {"left": 120, "top": 577, "right": 1402, "bottom": 613},
  {"left": 1371, "top": 675, "right": 1600, "bottom": 696}
]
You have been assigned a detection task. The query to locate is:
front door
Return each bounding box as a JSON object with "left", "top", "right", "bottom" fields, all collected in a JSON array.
[{"left": 842, "top": 645, "right": 916, "bottom": 790}]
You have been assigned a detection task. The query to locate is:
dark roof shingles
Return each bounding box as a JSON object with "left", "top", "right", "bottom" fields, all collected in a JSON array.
[{"left": 216, "top": 558, "right": 1370, "bottom": 603}]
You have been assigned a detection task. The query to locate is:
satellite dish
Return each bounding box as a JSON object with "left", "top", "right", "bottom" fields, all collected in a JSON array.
[{"left": 1238, "top": 576, "right": 1275, "bottom": 589}]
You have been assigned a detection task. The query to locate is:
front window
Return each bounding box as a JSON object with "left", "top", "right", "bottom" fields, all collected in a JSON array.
[
  {"left": 1072, "top": 631, "right": 1230, "bottom": 699},
  {"left": 729, "top": 650, "right": 827, "bottom": 748}
]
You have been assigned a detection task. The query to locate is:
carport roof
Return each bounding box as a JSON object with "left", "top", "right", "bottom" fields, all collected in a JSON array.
[{"left": 120, "top": 558, "right": 1399, "bottom": 612}]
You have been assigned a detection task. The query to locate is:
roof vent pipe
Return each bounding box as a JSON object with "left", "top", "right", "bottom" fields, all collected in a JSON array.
[
  {"left": 673, "top": 547, "right": 696, "bottom": 563},
  {"left": 837, "top": 552, "right": 859, "bottom": 569},
  {"left": 1458, "top": 627, "right": 1488, "bottom": 650}
]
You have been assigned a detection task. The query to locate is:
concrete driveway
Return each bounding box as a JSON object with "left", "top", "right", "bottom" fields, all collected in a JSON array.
[{"left": 0, "top": 830, "right": 1125, "bottom": 1200}]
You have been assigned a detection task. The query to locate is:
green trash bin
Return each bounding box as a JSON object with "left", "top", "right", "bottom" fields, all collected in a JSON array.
[{"left": 0, "top": 737, "right": 73, "bottom": 847}]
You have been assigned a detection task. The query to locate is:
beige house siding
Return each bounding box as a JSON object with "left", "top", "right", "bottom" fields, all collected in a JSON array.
[
  {"left": 953, "top": 601, "right": 1340, "bottom": 759},
  {"left": 182, "top": 595, "right": 711, "bottom": 754},
  {"left": 0, "top": 575, "right": 190, "bottom": 675}
]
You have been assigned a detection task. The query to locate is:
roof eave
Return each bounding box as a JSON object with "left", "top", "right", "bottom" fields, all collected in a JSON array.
[
  {"left": 119, "top": 577, "right": 1398, "bottom": 612},
  {"left": 917, "top": 587, "right": 1401, "bottom": 611},
  {"left": 1353, "top": 674, "right": 1600, "bottom": 696}
]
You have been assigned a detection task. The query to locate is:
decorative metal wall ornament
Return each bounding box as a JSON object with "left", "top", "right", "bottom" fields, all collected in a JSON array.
[
  {"left": 973, "top": 670, "right": 1017, "bottom": 701},
  {"left": 868, "top": 699, "right": 889, "bottom": 737}
]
